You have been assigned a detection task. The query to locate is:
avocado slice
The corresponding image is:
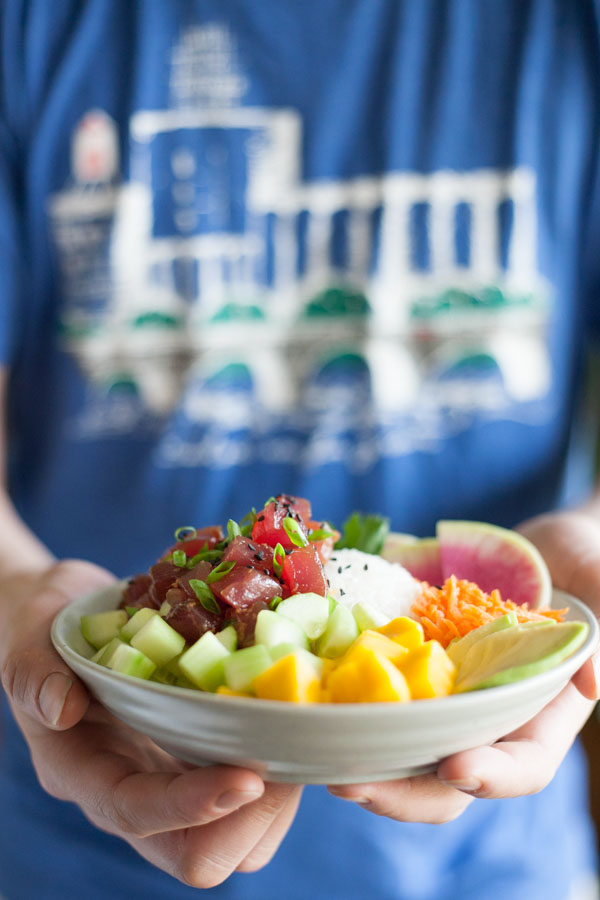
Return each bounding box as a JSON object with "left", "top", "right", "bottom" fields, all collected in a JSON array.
[
  {"left": 455, "top": 621, "right": 589, "bottom": 692},
  {"left": 446, "top": 612, "right": 518, "bottom": 668}
]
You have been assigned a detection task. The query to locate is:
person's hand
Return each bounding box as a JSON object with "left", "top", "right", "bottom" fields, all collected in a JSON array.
[
  {"left": 328, "top": 510, "right": 600, "bottom": 821},
  {"left": 0, "top": 561, "right": 301, "bottom": 887}
]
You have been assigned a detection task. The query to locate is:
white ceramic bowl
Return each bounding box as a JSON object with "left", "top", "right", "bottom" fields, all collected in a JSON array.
[{"left": 51, "top": 585, "right": 598, "bottom": 784}]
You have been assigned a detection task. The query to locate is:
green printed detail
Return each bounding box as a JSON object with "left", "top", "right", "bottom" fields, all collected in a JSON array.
[
  {"left": 302, "top": 286, "right": 371, "bottom": 319},
  {"left": 131, "top": 311, "right": 183, "bottom": 329},
  {"left": 410, "top": 286, "right": 539, "bottom": 320},
  {"left": 211, "top": 302, "right": 265, "bottom": 322}
]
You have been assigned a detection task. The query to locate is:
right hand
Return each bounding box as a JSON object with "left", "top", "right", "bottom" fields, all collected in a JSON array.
[{"left": 0, "top": 560, "right": 302, "bottom": 887}]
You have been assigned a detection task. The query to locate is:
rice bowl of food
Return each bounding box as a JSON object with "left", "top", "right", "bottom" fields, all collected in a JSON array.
[{"left": 51, "top": 494, "right": 598, "bottom": 783}]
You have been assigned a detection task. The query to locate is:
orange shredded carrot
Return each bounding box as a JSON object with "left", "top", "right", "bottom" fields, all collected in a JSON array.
[{"left": 411, "top": 575, "right": 566, "bottom": 648}]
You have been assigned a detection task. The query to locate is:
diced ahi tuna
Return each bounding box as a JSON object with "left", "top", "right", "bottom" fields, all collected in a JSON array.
[
  {"left": 149, "top": 560, "right": 184, "bottom": 606},
  {"left": 166, "top": 598, "right": 223, "bottom": 643},
  {"left": 211, "top": 566, "right": 283, "bottom": 609},
  {"left": 120, "top": 573, "right": 153, "bottom": 610},
  {"left": 225, "top": 600, "right": 269, "bottom": 648},
  {"left": 166, "top": 525, "right": 225, "bottom": 559},
  {"left": 281, "top": 544, "right": 328, "bottom": 596},
  {"left": 251, "top": 497, "right": 309, "bottom": 550},
  {"left": 177, "top": 561, "right": 213, "bottom": 598},
  {"left": 222, "top": 536, "right": 276, "bottom": 576}
]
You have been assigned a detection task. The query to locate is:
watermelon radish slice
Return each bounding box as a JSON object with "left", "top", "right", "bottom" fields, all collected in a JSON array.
[
  {"left": 436, "top": 521, "right": 551, "bottom": 609},
  {"left": 381, "top": 534, "right": 443, "bottom": 584}
]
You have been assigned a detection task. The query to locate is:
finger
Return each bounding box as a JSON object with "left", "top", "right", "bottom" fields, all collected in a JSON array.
[
  {"left": 1, "top": 560, "right": 116, "bottom": 730},
  {"left": 177, "top": 783, "right": 300, "bottom": 888},
  {"left": 328, "top": 774, "right": 472, "bottom": 824},
  {"left": 437, "top": 680, "right": 593, "bottom": 798},
  {"left": 236, "top": 785, "right": 303, "bottom": 873},
  {"left": 30, "top": 720, "right": 265, "bottom": 836},
  {"left": 572, "top": 651, "right": 600, "bottom": 701}
]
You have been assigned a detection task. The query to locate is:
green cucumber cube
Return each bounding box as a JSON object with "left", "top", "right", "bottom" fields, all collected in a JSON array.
[
  {"left": 120, "top": 607, "right": 158, "bottom": 642},
  {"left": 315, "top": 603, "right": 359, "bottom": 658},
  {"left": 352, "top": 601, "right": 389, "bottom": 632},
  {"left": 105, "top": 642, "right": 156, "bottom": 679},
  {"left": 81, "top": 610, "right": 128, "bottom": 649},
  {"left": 254, "top": 609, "right": 309, "bottom": 650},
  {"left": 131, "top": 615, "right": 186, "bottom": 667},
  {"left": 92, "top": 637, "right": 125, "bottom": 666},
  {"left": 158, "top": 600, "right": 172, "bottom": 617},
  {"left": 178, "top": 632, "right": 230, "bottom": 691},
  {"left": 216, "top": 624, "right": 238, "bottom": 652},
  {"left": 224, "top": 645, "right": 272, "bottom": 693},
  {"left": 275, "top": 592, "right": 330, "bottom": 639}
]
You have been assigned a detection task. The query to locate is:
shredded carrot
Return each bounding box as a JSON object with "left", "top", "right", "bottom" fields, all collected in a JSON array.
[{"left": 411, "top": 575, "right": 566, "bottom": 648}]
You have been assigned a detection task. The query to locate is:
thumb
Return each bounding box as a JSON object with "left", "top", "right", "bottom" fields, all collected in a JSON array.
[{"left": 2, "top": 559, "right": 116, "bottom": 731}]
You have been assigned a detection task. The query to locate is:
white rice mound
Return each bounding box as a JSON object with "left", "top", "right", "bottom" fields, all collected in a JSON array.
[{"left": 324, "top": 548, "right": 420, "bottom": 623}]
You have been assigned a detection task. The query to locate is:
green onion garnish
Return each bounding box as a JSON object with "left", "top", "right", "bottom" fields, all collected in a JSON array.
[
  {"left": 124, "top": 606, "right": 138, "bottom": 617},
  {"left": 174, "top": 525, "right": 197, "bottom": 542},
  {"left": 240, "top": 507, "right": 257, "bottom": 536},
  {"left": 186, "top": 548, "right": 222, "bottom": 567},
  {"left": 269, "top": 596, "right": 283, "bottom": 610},
  {"left": 308, "top": 526, "right": 334, "bottom": 542},
  {"left": 206, "top": 560, "right": 236, "bottom": 583},
  {"left": 283, "top": 516, "right": 308, "bottom": 548},
  {"left": 273, "top": 543, "right": 286, "bottom": 578},
  {"left": 188, "top": 579, "right": 221, "bottom": 615},
  {"left": 227, "top": 519, "right": 241, "bottom": 542},
  {"left": 172, "top": 549, "right": 187, "bottom": 567}
]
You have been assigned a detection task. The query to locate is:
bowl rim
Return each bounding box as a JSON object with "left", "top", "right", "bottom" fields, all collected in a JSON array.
[{"left": 51, "top": 586, "right": 598, "bottom": 718}]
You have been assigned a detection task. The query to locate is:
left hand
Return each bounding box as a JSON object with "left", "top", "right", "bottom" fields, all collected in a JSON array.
[{"left": 328, "top": 510, "right": 600, "bottom": 822}]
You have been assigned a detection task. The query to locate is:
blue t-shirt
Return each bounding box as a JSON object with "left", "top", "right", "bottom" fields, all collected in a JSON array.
[{"left": 1, "top": 1, "right": 599, "bottom": 897}]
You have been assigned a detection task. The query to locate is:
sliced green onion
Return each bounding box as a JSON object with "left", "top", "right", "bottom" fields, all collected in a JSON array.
[
  {"left": 186, "top": 548, "right": 222, "bottom": 567},
  {"left": 269, "top": 596, "right": 283, "bottom": 610},
  {"left": 172, "top": 549, "right": 187, "bottom": 567},
  {"left": 240, "top": 507, "right": 257, "bottom": 536},
  {"left": 283, "top": 516, "right": 308, "bottom": 548},
  {"left": 174, "top": 525, "right": 197, "bottom": 543},
  {"left": 206, "top": 560, "right": 236, "bottom": 583},
  {"left": 273, "top": 543, "right": 286, "bottom": 579},
  {"left": 227, "top": 519, "right": 242, "bottom": 542},
  {"left": 188, "top": 579, "right": 221, "bottom": 615},
  {"left": 124, "top": 605, "right": 138, "bottom": 617},
  {"left": 308, "top": 526, "right": 334, "bottom": 542},
  {"left": 327, "top": 594, "right": 338, "bottom": 614}
]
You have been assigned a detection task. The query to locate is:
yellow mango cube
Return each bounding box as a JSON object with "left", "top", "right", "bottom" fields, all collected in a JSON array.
[
  {"left": 216, "top": 685, "right": 251, "bottom": 698},
  {"left": 327, "top": 646, "right": 411, "bottom": 703},
  {"left": 344, "top": 630, "right": 409, "bottom": 666},
  {"left": 253, "top": 652, "right": 320, "bottom": 703},
  {"left": 397, "top": 640, "right": 456, "bottom": 699},
  {"left": 376, "top": 616, "right": 424, "bottom": 650}
]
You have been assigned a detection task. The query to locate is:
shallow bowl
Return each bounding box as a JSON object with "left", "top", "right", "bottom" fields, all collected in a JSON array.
[{"left": 52, "top": 585, "right": 598, "bottom": 784}]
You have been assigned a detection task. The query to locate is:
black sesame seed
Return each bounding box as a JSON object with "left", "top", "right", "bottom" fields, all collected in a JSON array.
[
  {"left": 257, "top": 515, "right": 265, "bottom": 522},
  {"left": 364, "top": 564, "right": 368, "bottom": 571},
  {"left": 340, "top": 588, "right": 346, "bottom": 596},
  {"left": 338, "top": 566, "right": 342, "bottom": 574}
]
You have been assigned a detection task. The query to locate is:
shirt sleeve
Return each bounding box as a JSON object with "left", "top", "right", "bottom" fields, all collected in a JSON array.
[{"left": 0, "top": 4, "right": 26, "bottom": 368}]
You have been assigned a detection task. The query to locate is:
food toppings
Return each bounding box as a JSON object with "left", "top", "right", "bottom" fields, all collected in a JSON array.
[
  {"left": 412, "top": 576, "right": 566, "bottom": 649},
  {"left": 120, "top": 494, "right": 331, "bottom": 645}
]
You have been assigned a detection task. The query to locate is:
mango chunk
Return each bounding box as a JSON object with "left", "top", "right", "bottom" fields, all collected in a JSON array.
[
  {"left": 344, "top": 630, "right": 409, "bottom": 665},
  {"left": 216, "top": 685, "right": 251, "bottom": 698},
  {"left": 327, "top": 646, "right": 411, "bottom": 703},
  {"left": 397, "top": 640, "right": 456, "bottom": 699},
  {"left": 376, "top": 616, "right": 424, "bottom": 650},
  {"left": 253, "top": 651, "right": 320, "bottom": 703}
]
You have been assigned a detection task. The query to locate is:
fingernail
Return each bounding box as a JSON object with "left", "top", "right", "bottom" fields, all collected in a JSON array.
[
  {"left": 593, "top": 653, "right": 600, "bottom": 699},
  {"left": 39, "top": 672, "right": 72, "bottom": 726},
  {"left": 215, "top": 789, "right": 262, "bottom": 811},
  {"left": 440, "top": 777, "right": 482, "bottom": 794}
]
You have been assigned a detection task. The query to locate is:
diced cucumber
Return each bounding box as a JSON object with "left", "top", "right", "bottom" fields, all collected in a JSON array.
[
  {"left": 178, "top": 632, "right": 230, "bottom": 691},
  {"left": 152, "top": 655, "right": 197, "bottom": 689},
  {"left": 120, "top": 607, "right": 158, "bottom": 642},
  {"left": 131, "top": 615, "right": 186, "bottom": 667},
  {"left": 315, "top": 603, "right": 359, "bottom": 658},
  {"left": 104, "top": 642, "right": 156, "bottom": 680},
  {"left": 352, "top": 601, "right": 389, "bottom": 631},
  {"left": 254, "top": 609, "right": 309, "bottom": 650},
  {"left": 270, "top": 645, "right": 324, "bottom": 678},
  {"left": 224, "top": 645, "right": 272, "bottom": 693},
  {"left": 81, "top": 610, "right": 128, "bottom": 649},
  {"left": 92, "top": 637, "right": 125, "bottom": 666},
  {"left": 276, "top": 592, "right": 330, "bottom": 639},
  {"left": 216, "top": 624, "right": 238, "bottom": 652}
]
